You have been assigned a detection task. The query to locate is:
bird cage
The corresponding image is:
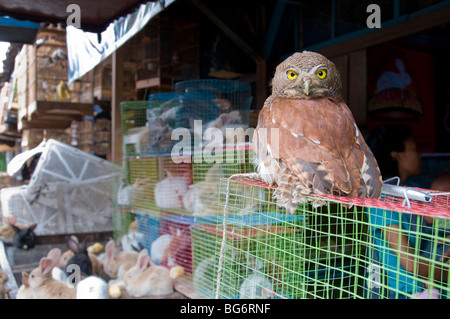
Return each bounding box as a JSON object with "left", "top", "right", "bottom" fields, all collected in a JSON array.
[
  {"left": 188, "top": 144, "right": 255, "bottom": 216},
  {"left": 174, "top": 79, "right": 253, "bottom": 150},
  {"left": 212, "top": 176, "right": 450, "bottom": 299}
]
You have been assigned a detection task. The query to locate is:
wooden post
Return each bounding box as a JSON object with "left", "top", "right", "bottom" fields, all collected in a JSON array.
[
  {"left": 111, "top": 48, "right": 124, "bottom": 162},
  {"left": 255, "top": 59, "right": 267, "bottom": 111},
  {"left": 348, "top": 50, "right": 367, "bottom": 128}
]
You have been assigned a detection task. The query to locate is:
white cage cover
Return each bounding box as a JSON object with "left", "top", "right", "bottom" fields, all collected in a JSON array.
[
  {"left": 1, "top": 186, "right": 64, "bottom": 235},
  {"left": 2, "top": 139, "right": 122, "bottom": 235}
]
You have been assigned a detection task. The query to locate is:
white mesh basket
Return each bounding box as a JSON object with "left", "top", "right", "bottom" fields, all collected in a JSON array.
[
  {"left": 3, "top": 139, "right": 123, "bottom": 235},
  {"left": 1, "top": 186, "right": 65, "bottom": 235}
]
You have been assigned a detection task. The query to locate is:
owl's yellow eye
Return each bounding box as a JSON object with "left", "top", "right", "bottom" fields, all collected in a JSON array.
[
  {"left": 316, "top": 69, "right": 327, "bottom": 79},
  {"left": 286, "top": 70, "right": 298, "bottom": 80}
]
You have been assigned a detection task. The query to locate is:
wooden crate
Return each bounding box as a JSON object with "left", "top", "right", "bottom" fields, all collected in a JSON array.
[
  {"left": 16, "top": 26, "right": 94, "bottom": 131},
  {"left": 134, "top": 15, "right": 200, "bottom": 91}
]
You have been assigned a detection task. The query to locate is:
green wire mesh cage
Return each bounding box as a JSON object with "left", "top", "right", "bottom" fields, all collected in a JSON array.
[
  {"left": 120, "top": 100, "right": 151, "bottom": 157},
  {"left": 118, "top": 157, "right": 159, "bottom": 210},
  {"left": 112, "top": 207, "right": 135, "bottom": 241},
  {"left": 189, "top": 145, "right": 255, "bottom": 216},
  {"left": 121, "top": 93, "right": 180, "bottom": 157},
  {"left": 174, "top": 79, "right": 253, "bottom": 151},
  {"left": 207, "top": 175, "right": 450, "bottom": 299}
]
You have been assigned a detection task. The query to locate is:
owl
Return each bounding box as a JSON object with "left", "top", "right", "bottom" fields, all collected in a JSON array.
[{"left": 252, "top": 51, "right": 383, "bottom": 214}]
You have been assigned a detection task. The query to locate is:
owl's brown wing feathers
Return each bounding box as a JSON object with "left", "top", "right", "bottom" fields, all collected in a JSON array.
[{"left": 257, "top": 97, "right": 382, "bottom": 212}]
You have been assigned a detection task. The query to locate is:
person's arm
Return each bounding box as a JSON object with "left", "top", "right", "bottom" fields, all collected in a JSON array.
[{"left": 383, "top": 224, "right": 450, "bottom": 283}]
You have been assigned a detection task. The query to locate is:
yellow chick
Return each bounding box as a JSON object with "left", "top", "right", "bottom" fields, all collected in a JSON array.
[
  {"left": 87, "top": 242, "right": 104, "bottom": 254},
  {"left": 169, "top": 265, "right": 185, "bottom": 279},
  {"left": 109, "top": 285, "right": 121, "bottom": 299}
]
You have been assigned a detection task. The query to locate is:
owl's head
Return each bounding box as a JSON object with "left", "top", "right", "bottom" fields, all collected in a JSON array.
[{"left": 271, "top": 51, "right": 343, "bottom": 101}]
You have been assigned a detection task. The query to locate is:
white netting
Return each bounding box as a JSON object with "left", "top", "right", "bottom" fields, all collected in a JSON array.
[
  {"left": 1, "top": 186, "right": 64, "bottom": 235},
  {"left": 1, "top": 139, "right": 122, "bottom": 235}
]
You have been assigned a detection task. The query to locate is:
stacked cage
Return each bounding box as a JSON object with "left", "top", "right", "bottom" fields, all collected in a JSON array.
[
  {"left": 116, "top": 79, "right": 255, "bottom": 292},
  {"left": 204, "top": 175, "right": 450, "bottom": 299},
  {"left": 174, "top": 79, "right": 253, "bottom": 151}
]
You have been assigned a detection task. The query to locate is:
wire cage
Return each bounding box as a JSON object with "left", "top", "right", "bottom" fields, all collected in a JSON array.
[
  {"left": 1, "top": 186, "right": 63, "bottom": 235},
  {"left": 145, "top": 92, "right": 184, "bottom": 155},
  {"left": 121, "top": 100, "right": 151, "bottom": 157},
  {"left": 153, "top": 155, "right": 193, "bottom": 214},
  {"left": 2, "top": 139, "right": 121, "bottom": 235},
  {"left": 187, "top": 145, "right": 255, "bottom": 216},
  {"left": 118, "top": 157, "right": 159, "bottom": 210},
  {"left": 134, "top": 210, "right": 160, "bottom": 253},
  {"left": 209, "top": 176, "right": 450, "bottom": 299},
  {"left": 174, "top": 79, "right": 253, "bottom": 150},
  {"left": 158, "top": 213, "right": 195, "bottom": 274},
  {"left": 112, "top": 207, "right": 136, "bottom": 241}
]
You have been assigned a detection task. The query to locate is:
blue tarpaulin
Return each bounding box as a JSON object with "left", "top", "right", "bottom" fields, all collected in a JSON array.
[{"left": 0, "top": 17, "right": 40, "bottom": 43}]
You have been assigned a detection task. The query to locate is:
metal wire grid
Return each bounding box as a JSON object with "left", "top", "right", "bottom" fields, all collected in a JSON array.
[
  {"left": 207, "top": 176, "right": 450, "bottom": 299},
  {"left": 174, "top": 79, "right": 253, "bottom": 129}
]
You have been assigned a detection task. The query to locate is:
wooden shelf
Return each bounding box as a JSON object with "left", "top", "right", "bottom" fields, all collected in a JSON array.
[{"left": 28, "top": 100, "right": 93, "bottom": 118}]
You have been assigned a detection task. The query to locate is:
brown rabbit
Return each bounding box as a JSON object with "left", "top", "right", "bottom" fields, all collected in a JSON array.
[
  {"left": 0, "top": 215, "right": 28, "bottom": 240},
  {"left": 16, "top": 272, "right": 34, "bottom": 299},
  {"left": 103, "top": 240, "right": 139, "bottom": 280},
  {"left": 28, "top": 249, "right": 76, "bottom": 299},
  {"left": 123, "top": 249, "right": 173, "bottom": 297},
  {"left": 0, "top": 269, "right": 11, "bottom": 298}
]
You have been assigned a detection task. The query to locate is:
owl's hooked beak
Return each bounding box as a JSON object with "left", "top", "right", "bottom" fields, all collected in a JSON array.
[{"left": 302, "top": 75, "right": 312, "bottom": 96}]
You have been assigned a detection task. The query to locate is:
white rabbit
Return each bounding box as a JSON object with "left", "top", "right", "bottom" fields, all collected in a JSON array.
[
  {"left": 117, "top": 182, "right": 133, "bottom": 206},
  {"left": 376, "top": 58, "right": 411, "bottom": 93},
  {"left": 150, "top": 227, "right": 190, "bottom": 269},
  {"left": 182, "top": 186, "right": 195, "bottom": 211},
  {"left": 123, "top": 249, "right": 173, "bottom": 297},
  {"left": 150, "top": 233, "right": 173, "bottom": 265},
  {"left": 76, "top": 276, "right": 109, "bottom": 299},
  {"left": 154, "top": 170, "right": 191, "bottom": 209},
  {"left": 239, "top": 273, "right": 274, "bottom": 299},
  {"left": 120, "top": 231, "right": 144, "bottom": 252}
]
